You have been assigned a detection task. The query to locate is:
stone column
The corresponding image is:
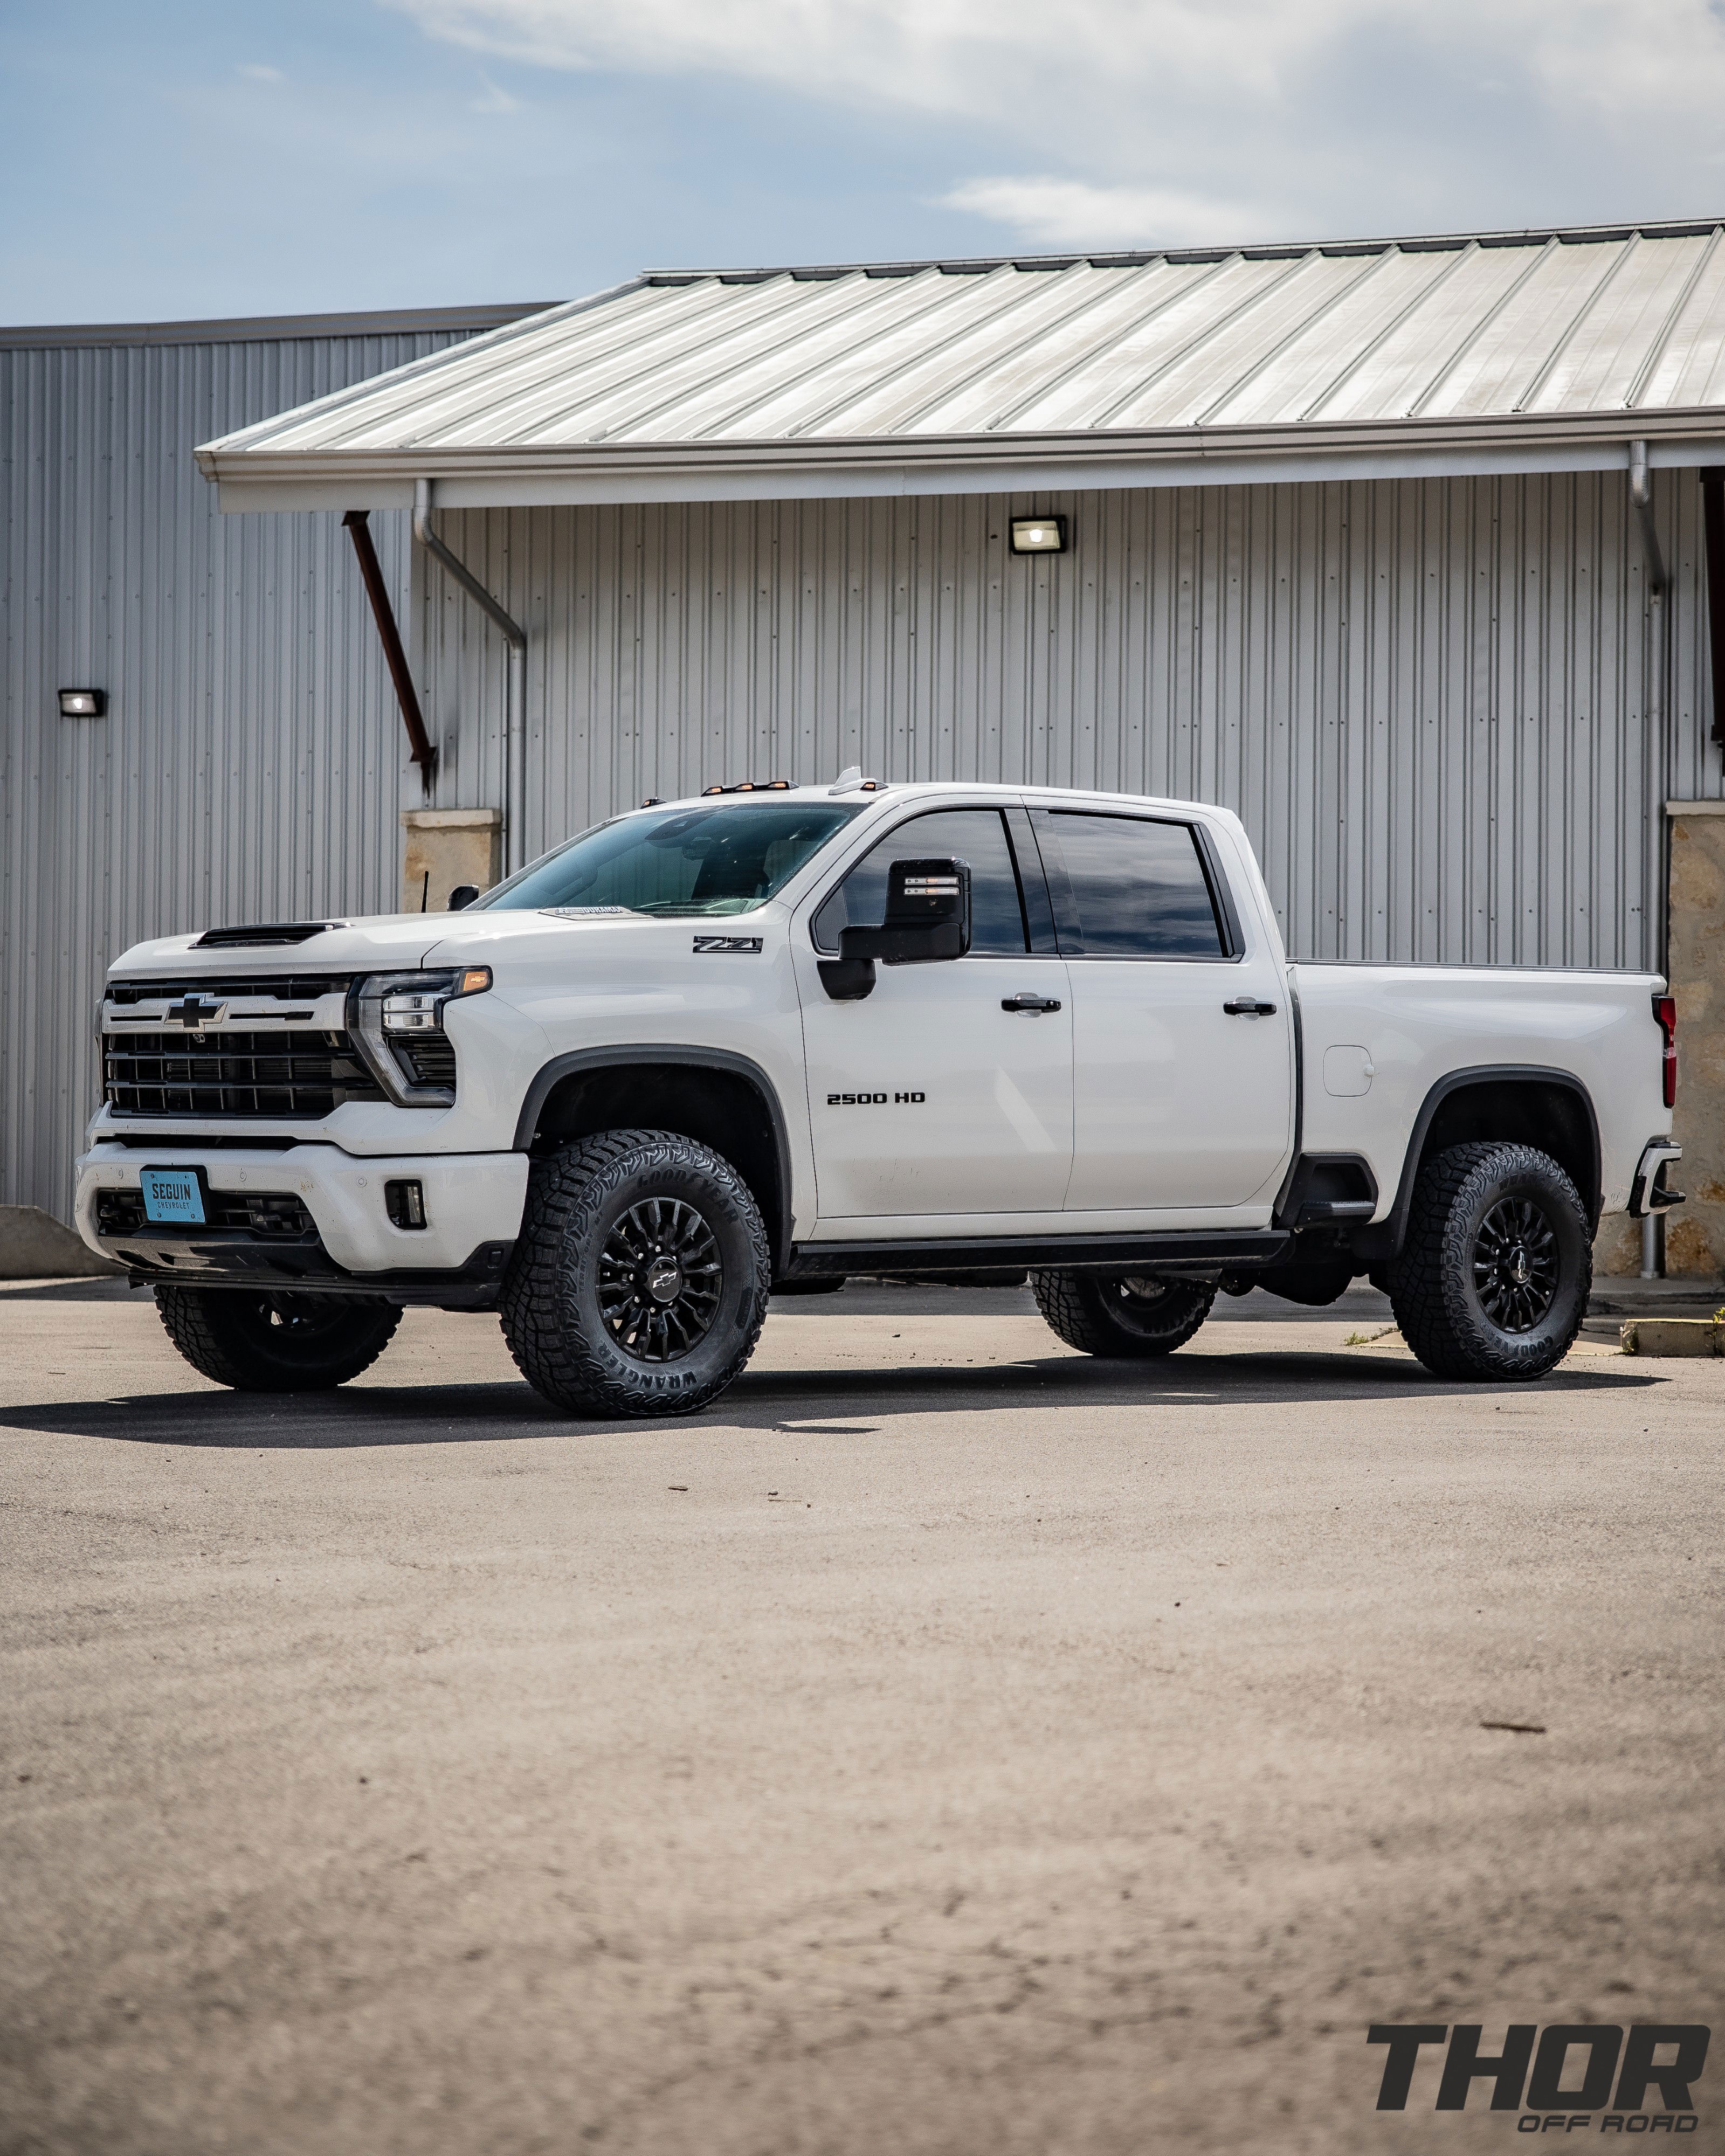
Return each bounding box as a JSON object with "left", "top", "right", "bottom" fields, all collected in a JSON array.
[
  {"left": 1664, "top": 801, "right": 1725, "bottom": 1280},
  {"left": 400, "top": 808, "right": 504, "bottom": 914}
]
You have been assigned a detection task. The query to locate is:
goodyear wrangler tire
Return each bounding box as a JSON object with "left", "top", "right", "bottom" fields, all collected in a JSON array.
[
  {"left": 500, "top": 1129, "right": 772, "bottom": 1418},
  {"left": 154, "top": 1287, "right": 401, "bottom": 1391},
  {"left": 1030, "top": 1270, "right": 1217, "bottom": 1358},
  {"left": 1386, "top": 1141, "right": 1591, "bottom": 1382}
]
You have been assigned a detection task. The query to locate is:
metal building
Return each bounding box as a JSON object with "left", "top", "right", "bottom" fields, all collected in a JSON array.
[
  {"left": 1, "top": 304, "right": 547, "bottom": 1263},
  {"left": 9, "top": 222, "right": 1725, "bottom": 1273}
]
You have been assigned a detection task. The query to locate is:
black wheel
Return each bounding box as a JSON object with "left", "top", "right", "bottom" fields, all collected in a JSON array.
[
  {"left": 1386, "top": 1141, "right": 1591, "bottom": 1381},
  {"left": 500, "top": 1129, "right": 771, "bottom": 1418},
  {"left": 1030, "top": 1270, "right": 1217, "bottom": 1358},
  {"left": 154, "top": 1287, "right": 402, "bottom": 1391}
]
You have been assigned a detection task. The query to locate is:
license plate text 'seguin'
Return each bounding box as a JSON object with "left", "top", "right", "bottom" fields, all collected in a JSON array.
[{"left": 139, "top": 1168, "right": 205, "bottom": 1225}]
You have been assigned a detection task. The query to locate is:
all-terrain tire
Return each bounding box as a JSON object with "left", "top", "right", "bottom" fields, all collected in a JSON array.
[
  {"left": 154, "top": 1287, "right": 402, "bottom": 1391},
  {"left": 500, "top": 1129, "right": 772, "bottom": 1418},
  {"left": 1386, "top": 1140, "right": 1591, "bottom": 1381},
  {"left": 1030, "top": 1270, "right": 1217, "bottom": 1358}
]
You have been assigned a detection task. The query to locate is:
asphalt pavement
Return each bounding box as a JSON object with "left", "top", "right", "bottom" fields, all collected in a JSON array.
[{"left": 2, "top": 1277, "right": 1720, "bottom": 2155}]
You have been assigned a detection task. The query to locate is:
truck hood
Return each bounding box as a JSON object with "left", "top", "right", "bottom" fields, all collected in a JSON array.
[
  {"left": 109, "top": 913, "right": 466, "bottom": 979},
  {"left": 108, "top": 905, "right": 786, "bottom": 980}
]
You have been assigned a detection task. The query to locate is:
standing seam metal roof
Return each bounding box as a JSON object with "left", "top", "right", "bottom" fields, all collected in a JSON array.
[{"left": 196, "top": 221, "right": 1725, "bottom": 506}]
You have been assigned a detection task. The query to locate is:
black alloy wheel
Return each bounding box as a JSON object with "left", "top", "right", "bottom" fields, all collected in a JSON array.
[
  {"left": 597, "top": 1197, "right": 723, "bottom": 1361},
  {"left": 501, "top": 1128, "right": 772, "bottom": 1418},
  {"left": 1030, "top": 1267, "right": 1217, "bottom": 1358},
  {"left": 1113, "top": 1275, "right": 1197, "bottom": 1336},
  {"left": 1387, "top": 1140, "right": 1590, "bottom": 1381},
  {"left": 154, "top": 1286, "right": 402, "bottom": 1390},
  {"left": 1471, "top": 1195, "right": 1560, "bottom": 1333}
]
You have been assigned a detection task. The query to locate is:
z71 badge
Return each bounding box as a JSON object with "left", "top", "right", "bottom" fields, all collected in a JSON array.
[
  {"left": 827, "top": 1091, "right": 926, "bottom": 1105},
  {"left": 692, "top": 935, "right": 764, "bottom": 954}
]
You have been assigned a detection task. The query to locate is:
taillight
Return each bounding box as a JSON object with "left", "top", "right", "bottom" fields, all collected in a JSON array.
[{"left": 1653, "top": 994, "right": 1678, "bottom": 1109}]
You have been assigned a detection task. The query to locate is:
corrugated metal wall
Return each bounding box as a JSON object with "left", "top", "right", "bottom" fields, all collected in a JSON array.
[
  {"left": 10, "top": 384, "right": 1720, "bottom": 1230},
  {"left": 422, "top": 466, "right": 1718, "bottom": 963},
  {"left": 2, "top": 325, "right": 482, "bottom": 1222}
]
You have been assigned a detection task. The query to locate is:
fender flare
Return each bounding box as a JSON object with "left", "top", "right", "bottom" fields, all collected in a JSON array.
[
  {"left": 1353, "top": 1063, "right": 1603, "bottom": 1262},
  {"left": 512, "top": 1044, "right": 797, "bottom": 1269}
]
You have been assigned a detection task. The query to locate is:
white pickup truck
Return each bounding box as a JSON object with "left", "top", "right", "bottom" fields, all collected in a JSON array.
[{"left": 76, "top": 778, "right": 1685, "bottom": 1414}]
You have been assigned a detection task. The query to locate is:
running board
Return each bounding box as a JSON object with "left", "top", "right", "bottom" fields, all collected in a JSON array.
[{"left": 781, "top": 1229, "right": 1293, "bottom": 1280}]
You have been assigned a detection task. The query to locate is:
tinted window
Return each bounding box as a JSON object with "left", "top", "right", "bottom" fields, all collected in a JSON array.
[
  {"left": 482, "top": 801, "right": 862, "bottom": 917},
  {"left": 1044, "top": 813, "right": 1225, "bottom": 958},
  {"left": 812, "top": 808, "right": 1029, "bottom": 955}
]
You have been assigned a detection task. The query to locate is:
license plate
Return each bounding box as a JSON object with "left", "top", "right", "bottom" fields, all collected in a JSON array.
[{"left": 139, "top": 1167, "right": 206, "bottom": 1225}]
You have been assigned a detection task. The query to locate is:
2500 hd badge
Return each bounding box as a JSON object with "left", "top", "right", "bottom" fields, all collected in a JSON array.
[{"left": 827, "top": 1090, "right": 926, "bottom": 1105}]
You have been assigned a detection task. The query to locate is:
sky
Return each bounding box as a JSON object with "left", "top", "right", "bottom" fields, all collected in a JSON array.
[{"left": 5, "top": 0, "right": 1725, "bottom": 324}]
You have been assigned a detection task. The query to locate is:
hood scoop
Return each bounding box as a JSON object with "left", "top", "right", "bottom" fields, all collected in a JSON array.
[{"left": 195, "top": 922, "right": 347, "bottom": 949}]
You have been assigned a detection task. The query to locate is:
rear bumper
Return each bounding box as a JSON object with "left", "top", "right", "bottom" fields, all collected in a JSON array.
[
  {"left": 74, "top": 1142, "right": 528, "bottom": 1299},
  {"left": 1628, "top": 1137, "right": 1685, "bottom": 1218}
]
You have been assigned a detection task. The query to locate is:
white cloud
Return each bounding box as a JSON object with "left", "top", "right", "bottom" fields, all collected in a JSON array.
[
  {"left": 382, "top": 0, "right": 1725, "bottom": 127},
  {"left": 238, "top": 63, "right": 286, "bottom": 82},
  {"left": 941, "top": 178, "right": 1270, "bottom": 252},
  {"left": 471, "top": 73, "right": 521, "bottom": 112},
  {"left": 381, "top": 0, "right": 1725, "bottom": 250}
]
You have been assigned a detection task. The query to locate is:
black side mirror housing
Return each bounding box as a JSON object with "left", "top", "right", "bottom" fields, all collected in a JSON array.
[
  {"left": 448, "top": 884, "right": 480, "bottom": 911},
  {"left": 818, "top": 858, "right": 971, "bottom": 1000}
]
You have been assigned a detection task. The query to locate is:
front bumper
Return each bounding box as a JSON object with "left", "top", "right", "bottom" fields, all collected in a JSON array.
[{"left": 75, "top": 1143, "right": 528, "bottom": 1302}]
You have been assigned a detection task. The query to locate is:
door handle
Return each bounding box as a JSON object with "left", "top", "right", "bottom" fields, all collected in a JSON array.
[
  {"left": 1223, "top": 997, "right": 1278, "bottom": 1017},
  {"left": 1002, "top": 992, "right": 1062, "bottom": 1013}
]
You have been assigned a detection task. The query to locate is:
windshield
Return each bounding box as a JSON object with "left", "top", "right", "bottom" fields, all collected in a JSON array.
[{"left": 479, "top": 800, "right": 865, "bottom": 917}]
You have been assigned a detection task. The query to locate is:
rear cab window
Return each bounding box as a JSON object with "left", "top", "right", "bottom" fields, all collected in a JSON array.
[{"left": 1030, "top": 811, "right": 1237, "bottom": 958}]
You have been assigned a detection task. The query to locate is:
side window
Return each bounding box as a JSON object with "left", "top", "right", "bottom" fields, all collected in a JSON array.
[
  {"left": 1041, "top": 813, "right": 1226, "bottom": 958},
  {"left": 811, "top": 809, "right": 1029, "bottom": 955}
]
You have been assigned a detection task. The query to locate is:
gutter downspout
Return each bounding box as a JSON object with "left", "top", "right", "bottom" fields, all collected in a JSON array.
[
  {"left": 1631, "top": 440, "right": 1668, "bottom": 1280},
  {"left": 412, "top": 478, "right": 528, "bottom": 876}
]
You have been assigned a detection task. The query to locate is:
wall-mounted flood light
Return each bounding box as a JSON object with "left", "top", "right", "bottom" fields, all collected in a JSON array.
[
  {"left": 58, "top": 688, "right": 107, "bottom": 717},
  {"left": 1009, "top": 515, "right": 1068, "bottom": 556}
]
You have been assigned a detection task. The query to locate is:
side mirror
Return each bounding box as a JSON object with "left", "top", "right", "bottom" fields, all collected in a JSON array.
[
  {"left": 448, "top": 884, "right": 480, "bottom": 911},
  {"left": 817, "top": 857, "right": 970, "bottom": 1001}
]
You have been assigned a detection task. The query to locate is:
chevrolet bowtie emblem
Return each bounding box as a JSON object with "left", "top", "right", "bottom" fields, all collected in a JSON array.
[{"left": 169, "top": 994, "right": 227, "bottom": 1031}]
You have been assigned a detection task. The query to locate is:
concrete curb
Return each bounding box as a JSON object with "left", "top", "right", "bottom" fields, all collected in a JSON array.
[{"left": 1620, "top": 1316, "right": 1725, "bottom": 1357}]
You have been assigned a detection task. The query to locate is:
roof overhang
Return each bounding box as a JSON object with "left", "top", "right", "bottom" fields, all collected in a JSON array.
[{"left": 202, "top": 405, "right": 1725, "bottom": 512}]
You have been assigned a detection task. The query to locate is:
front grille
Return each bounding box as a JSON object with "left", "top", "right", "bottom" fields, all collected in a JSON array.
[
  {"left": 108, "top": 973, "right": 350, "bottom": 1007},
  {"left": 105, "top": 1134, "right": 298, "bottom": 1150},
  {"left": 393, "top": 1035, "right": 457, "bottom": 1090},
  {"left": 96, "top": 1188, "right": 315, "bottom": 1238},
  {"left": 103, "top": 1031, "right": 384, "bottom": 1118}
]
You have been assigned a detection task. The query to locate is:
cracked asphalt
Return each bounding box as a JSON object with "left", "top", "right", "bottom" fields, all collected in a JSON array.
[{"left": 1, "top": 1276, "right": 1721, "bottom": 2155}]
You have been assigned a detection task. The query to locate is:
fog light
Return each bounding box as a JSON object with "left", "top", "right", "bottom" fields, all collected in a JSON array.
[
  {"left": 1009, "top": 515, "right": 1067, "bottom": 555},
  {"left": 385, "top": 1179, "right": 426, "bottom": 1229}
]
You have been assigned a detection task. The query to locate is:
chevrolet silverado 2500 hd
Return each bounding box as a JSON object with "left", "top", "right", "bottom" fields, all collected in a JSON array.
[{"left": 76, "top": 780, "right": 1685, "bottom": 1414}]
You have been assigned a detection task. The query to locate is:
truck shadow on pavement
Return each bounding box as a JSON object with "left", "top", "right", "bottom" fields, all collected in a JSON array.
[{"left": 1, "top": 1348, "right": 1667, "bottom": 1448}]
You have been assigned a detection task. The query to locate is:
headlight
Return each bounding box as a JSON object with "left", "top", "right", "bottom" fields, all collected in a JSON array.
[
  {"left": 381, "top": 968, "right": 491, "bottom": 1035},
  {"left": 347, "top": 968, "right": 491, "bottom": 1107}
]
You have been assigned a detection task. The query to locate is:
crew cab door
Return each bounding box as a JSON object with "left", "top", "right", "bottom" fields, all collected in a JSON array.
[
  {"left": 1026, "top": 807, "right": 1294, "bottom": 1212},
  {"left": 792, "top": 806, "right": 1073, "bottom": 1219}
]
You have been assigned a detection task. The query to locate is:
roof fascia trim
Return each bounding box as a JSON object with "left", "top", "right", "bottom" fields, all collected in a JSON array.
[
  {"left": 0, "top": 303, "right": 559, "bottom": 351},
  {"left": 212, "top": 425, "right": 1725, "bottom": 517}
]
